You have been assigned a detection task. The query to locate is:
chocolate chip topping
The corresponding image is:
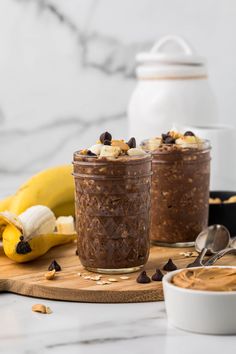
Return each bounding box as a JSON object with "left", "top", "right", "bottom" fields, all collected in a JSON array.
[
  {"left": 127, "top": 137, "right": 136, "bottom": 149},
  {"left": 161, "top": 132, "right": 175, "bottom": 144},
  {"left": 161, "top": 133, "right": 168, "bottom": 140},
  {"left": 48, "top": 260, "right": 61, "bottom": 272},
  {"left": 165, "top": 136, "right": 175, "bottom": 144},
  {"left": 136, "top": 270, "right": 151, "bottom": 284},
  {"left": 87, "top": 150, "right": 97, "bottom": 156},
  {"left": 100, "top": 131, "right": 112, "bottom": 144},
  {"left": 103, "top": 139, "right": 111, "bottom": 146},
  {"left": 151, "top": 269, "right": 164, "bottom": 281},
  {"left": 184, "top": 131, "right": 195, "bottom": 137},
  {"left": 16, "top": 235, "right": 32, "bottom": 255},
  {"left": 163, "top": 258, "right": 178, "bottom": 271}
]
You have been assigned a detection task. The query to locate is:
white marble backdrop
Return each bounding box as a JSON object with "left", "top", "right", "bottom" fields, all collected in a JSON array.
[{"left": 0, "top": 0, "right": 235, "bottom": 194}]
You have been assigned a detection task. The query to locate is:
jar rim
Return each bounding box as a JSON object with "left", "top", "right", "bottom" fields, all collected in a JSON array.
[
  {"left": 73, "top": 150, "right": 152, "bottom": 164},
  {"left": 140, "top": 138, "right": 211, "bottom": 155}
]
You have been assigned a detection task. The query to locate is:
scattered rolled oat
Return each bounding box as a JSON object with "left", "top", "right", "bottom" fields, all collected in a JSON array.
[
  {"left": 77, "top": 272, "right": 82, "bottom": 276},
  {"left": 96, "top": 281, "right": 104, "bottom": 285},
  {"left": 120, "top": 276, "right": 130, "bottom": 280},
  {"left": 96, "top": 280, "right": 111, "bottom": 285},
  {"left": 83, "top": 276, "right": 91, "bottom": 280},
  {"left": 90, "top": 275, "right": 102, "bottom": 281},
  {"left": 32, "top": 304, "right": 52, "bottom": 314},
  {"left": 179, "top": 251, "right": 197, "bottom": 258},
  {"left": 44, "top": 269, "right": 56, "bottom": 280},
  {"left": 108, "top": 278, "right": 118, "bottom": 282}
]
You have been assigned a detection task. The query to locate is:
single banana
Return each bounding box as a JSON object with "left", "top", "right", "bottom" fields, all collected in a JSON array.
[
  {"left": 1, "top": 197, "right": 75, "bottom": 219},
  {"left": 53, "top": 201, "right": 75, "bottom": 218},
  {"left": 1, "top": 205, "right": 76, "bottom": 263},
  {"left": 0, "top": 195, "right": 14, "bottom": 238},
  {"left": 9, "top": 165, "right": 74, "bottom": 215},
  {"left": 0, "top": 195, "right": 14, "bottom": 212}
]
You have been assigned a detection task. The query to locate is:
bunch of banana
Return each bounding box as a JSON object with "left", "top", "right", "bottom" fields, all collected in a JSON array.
[{"left": 1, "top": 205, "right": 76, "bottom": 263}]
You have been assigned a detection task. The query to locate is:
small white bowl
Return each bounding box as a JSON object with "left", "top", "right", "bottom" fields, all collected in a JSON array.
[{"left": 163, "top": 266, "right": 236, "bottom": 334}]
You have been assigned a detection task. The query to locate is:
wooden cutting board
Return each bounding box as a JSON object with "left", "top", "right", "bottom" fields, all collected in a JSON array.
[{"left": 0, "top": 242, "right": 236, "bottom": 303}]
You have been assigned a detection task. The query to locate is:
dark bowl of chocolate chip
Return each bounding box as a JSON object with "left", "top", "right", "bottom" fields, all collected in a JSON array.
[{"left": 209, "top": 191, "right": 236, "bottom": 236}]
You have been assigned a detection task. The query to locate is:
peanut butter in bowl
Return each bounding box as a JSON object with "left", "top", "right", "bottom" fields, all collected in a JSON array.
[{"left": 171, "top": 267, "right": 236, "bottom": 292}]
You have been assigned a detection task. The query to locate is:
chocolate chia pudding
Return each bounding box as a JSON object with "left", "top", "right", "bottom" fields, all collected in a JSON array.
[
  {"left": 141, "top": 130, "right": 211, "bottom": 246},
  {"left": 73, "top": 132, "right": 152, "bottom": 273}
]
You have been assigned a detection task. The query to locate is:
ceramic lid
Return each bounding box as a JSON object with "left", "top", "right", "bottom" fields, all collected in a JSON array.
[{"left": 136, "top": 35, "right": 207, "bottom": 78}]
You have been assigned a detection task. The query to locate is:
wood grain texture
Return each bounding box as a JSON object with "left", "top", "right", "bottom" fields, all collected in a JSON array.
[{"left": 0, "top": 242, "right": 236, "bottom": 303}]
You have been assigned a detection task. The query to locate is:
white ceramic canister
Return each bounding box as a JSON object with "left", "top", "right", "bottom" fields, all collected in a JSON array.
[
  {"left": 179, "top": 124, "right": 236, "bottom": 191},
  {"left": 128, "top": 35, "right": 218, "bottom": 141}
]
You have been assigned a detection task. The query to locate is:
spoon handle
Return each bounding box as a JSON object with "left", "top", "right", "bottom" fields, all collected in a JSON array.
[
  {"left": 198, "top": 247, "right": 208, "bottom": 265},
  {"left": 204, "top": 248, "right": 236, "bottom": 266},
  {"left": 187, "top": 248, "right": 207, "bottom": 268}
]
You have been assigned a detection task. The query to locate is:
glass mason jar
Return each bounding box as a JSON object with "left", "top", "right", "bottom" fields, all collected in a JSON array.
[
  {"left": 73, "top": 152, "right": 152, "bottom": 273},
  {"left": 141, "top": 140, "right": 211, "bottom": 247}
]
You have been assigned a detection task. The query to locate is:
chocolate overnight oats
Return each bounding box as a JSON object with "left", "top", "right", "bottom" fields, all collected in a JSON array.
[
  {"left": 141, "top": 130, "right": 211, "bottom": 246},
  {"left": 73, "top": 132, "right": 152, "bottom": 273}
]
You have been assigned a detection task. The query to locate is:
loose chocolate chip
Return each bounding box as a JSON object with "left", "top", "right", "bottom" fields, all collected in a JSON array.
[
  {"left": 127, "top": 137, "right": 136, "bottom": 149},
  {"left": 87, "top": 150, "right": 97, "bottom": 156},
  {"left": 75, "top": 249, "right": 78, "bottom": 256},
  {"left": 184, "top": 131, "right": 195, "bottom": 137},
  {"left": 163, "top": 258, "right": 178, "bottom": 271},
  {"left": 103, "top": 139, "right": 111, "bottom": 145},
  {"left": 136, "top": 270, "right": 151, "bottom": 284},
  {"left": 100, "top": 131, "right": 112, "bottom": 144},
  {"left": 16, "top": 235, "right": 32, "bottom": 254},
  {"left": 48, "top": 260, "right": 61, "bottom": 272},
  {"left": 151, "top": 269, "right": 164, "bottom": 281}
]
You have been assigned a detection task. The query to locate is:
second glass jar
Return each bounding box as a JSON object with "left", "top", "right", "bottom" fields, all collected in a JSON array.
[{"left": 142, "top": 141, "right": 211, "bottom": 247}]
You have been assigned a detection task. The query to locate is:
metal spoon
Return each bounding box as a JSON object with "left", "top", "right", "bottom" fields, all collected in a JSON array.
[
  {"left": 187, "top": 225, "right": 230, "bottom": 268},
  {"left": 204, "top": 236, "right": 236, "bottom": 266}
]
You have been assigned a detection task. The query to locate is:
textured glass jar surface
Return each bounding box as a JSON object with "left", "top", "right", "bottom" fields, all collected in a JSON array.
[
  {"left": 141, "top": 144, "right": 211, "bottom": 244},
  {"left": 73, "top": 153, "right": 152, "bottom": 269}
]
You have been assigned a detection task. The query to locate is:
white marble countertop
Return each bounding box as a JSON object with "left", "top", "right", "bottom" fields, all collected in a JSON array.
[{"left": 0, "top": 293, "right": 235, "bottom": 354}]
